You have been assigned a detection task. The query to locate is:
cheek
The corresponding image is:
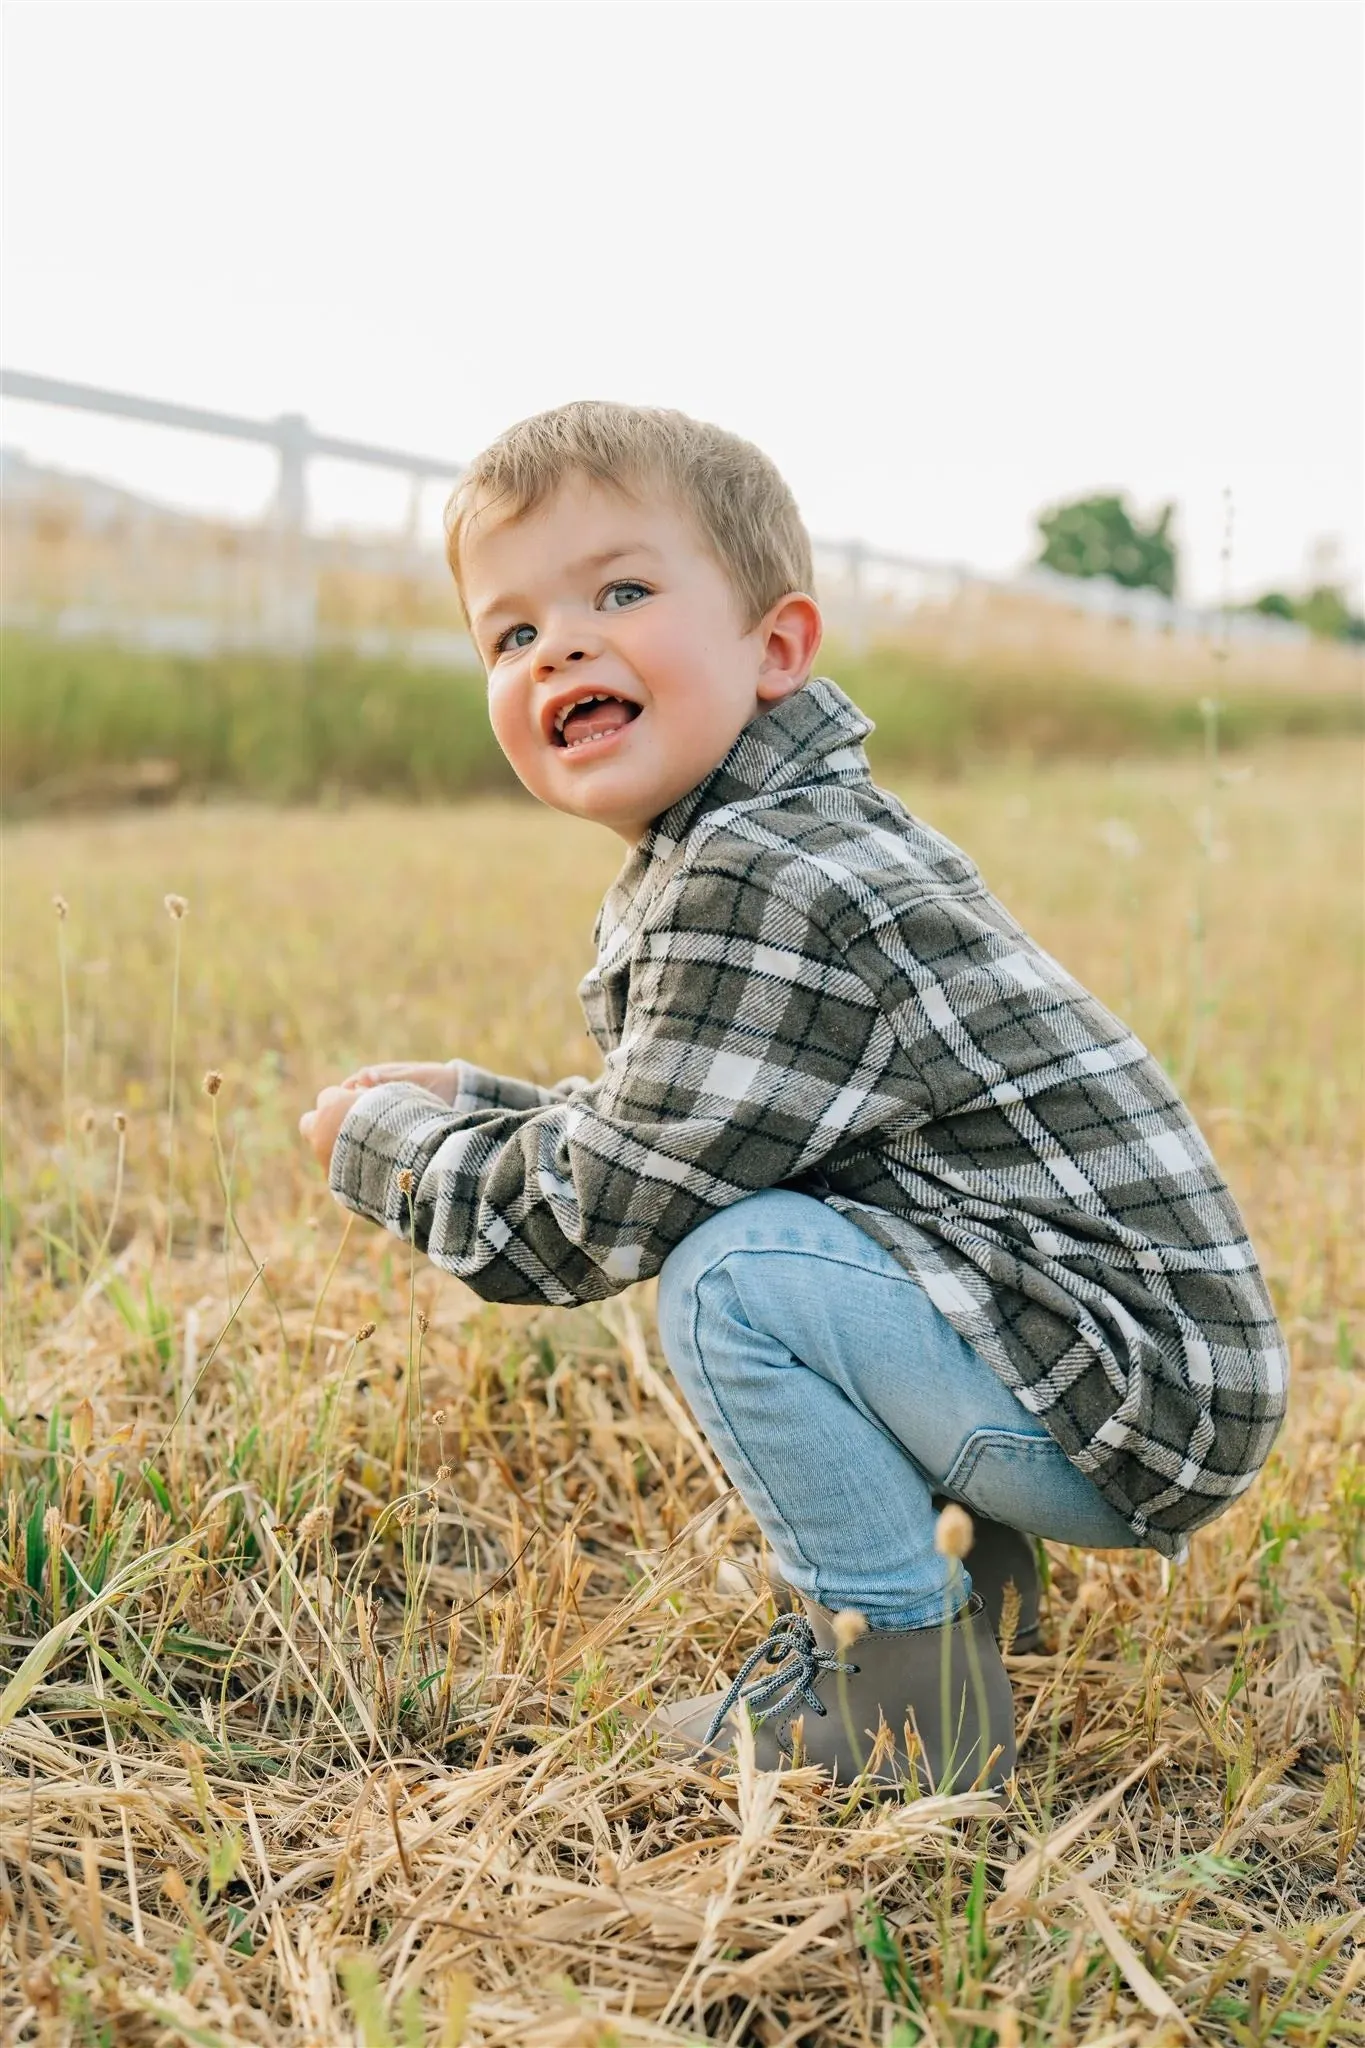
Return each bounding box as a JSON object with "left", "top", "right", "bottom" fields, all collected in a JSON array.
[
  {"left": 485, "top": 675, "right": 528, "bottom": 752},
  {"left": 631, "top": 609, "right": 713, "bottom": 691}
]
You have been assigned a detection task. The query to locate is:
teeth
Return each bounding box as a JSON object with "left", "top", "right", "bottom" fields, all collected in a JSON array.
[
  {"left": 564, "top": 729, "right": 619, "bottom": 751},
  {"left": 553, "top": 692, "right": 613, "bottom": 736}
]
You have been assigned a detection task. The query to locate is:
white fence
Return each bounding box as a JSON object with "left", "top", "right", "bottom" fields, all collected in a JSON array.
[{"left": 0, "top": 365, "right": 1314, "bottom": 663}]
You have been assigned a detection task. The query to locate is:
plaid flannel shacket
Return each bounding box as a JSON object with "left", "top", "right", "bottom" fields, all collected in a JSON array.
[{"left": 331, "top": 676, "right": 1288, "bottom": 1555}]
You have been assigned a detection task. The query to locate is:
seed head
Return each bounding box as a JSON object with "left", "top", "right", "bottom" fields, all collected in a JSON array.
[
  {"left": 164, "top": 893, "right": 188, "bottom": 920},
  {"left": 998, "top": 1579, "right": 1022, "bottom": 1655},
  {"left": 416, "top": 1310, "right": 429, "bottom": 1335},
  {"left": 53, "top": 893, "right": 69, "bottom": 920},
  {"left": 396, "top": 1168, "right": 415, "bottom": 1195},
  {"left": 431, "top": 1407, "right": 445, "bottom": 1426},
  {"left": 112, "top": 1111, "right": 128, "bottom": 1134},
  {"left": 934, "top": 1503, "right": 975, "bottom": 1560},
  {"left": 1097, "top": 818, "right": 1141, "bottom": 861},
  {"left": 355, "top": 1320, "right": 376, "bottom": 1343},
  {"left": 79, "top": 1109, "right": 96, "bottom": 1134},
  {"left": 202, "top": 1069, "right": 223, "bottom": 1097},
  {"left": 296, "top": 1506, "right": 332, "bottom": 1546},
  {"left": 435, "top": 1463, "right": 452, "bottom": 1484},
  {"left": 832, "top": 1607, "right": 868, "bottom": 1651}
]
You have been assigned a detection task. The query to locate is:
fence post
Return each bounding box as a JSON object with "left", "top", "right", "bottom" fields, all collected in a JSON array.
[
  {"left": 845, "top": 539, "right": 868, "bottom": 656},
  {"left": 268, "top": 411, "right": 316, "bottom": 654}
]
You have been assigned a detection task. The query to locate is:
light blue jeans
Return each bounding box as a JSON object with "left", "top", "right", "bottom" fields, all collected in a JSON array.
[{"left": 656, "top": 1190, "right": 1139, "bottom": 1629}]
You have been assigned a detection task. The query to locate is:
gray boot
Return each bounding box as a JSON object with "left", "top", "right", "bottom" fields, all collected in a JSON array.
[
  {"left": 931, "top": 1504, "right": 1043, "bottom": 1653},
  {"left": 652, "top": 1593, "right": 1016, "bottom": 1793},
  {"left": 769, "top": 1514, "right": 1042, "bottom": 1653}
]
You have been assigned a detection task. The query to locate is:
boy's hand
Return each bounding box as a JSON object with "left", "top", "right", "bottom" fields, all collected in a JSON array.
[
  {"left": 337, "top": 1060, "right": 460, "bottom": 1102},
  {"left": 298, "top": 1086, "right": 366, "bottom": 1172}
]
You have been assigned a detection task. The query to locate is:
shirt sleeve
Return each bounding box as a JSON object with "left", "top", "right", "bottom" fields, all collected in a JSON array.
[
  {"left": 448, "top": 1060, "right": 596, "bottom": 1116},
  {"left": 327, "top": 865, "right": 917, "bottom": 1304}
]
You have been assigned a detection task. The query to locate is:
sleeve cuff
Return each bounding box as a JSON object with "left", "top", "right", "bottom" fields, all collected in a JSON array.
[
  {"left": 449, "top": 1059, "right": 594, "bottom": 1114},
  {"left": 328, "top": 1080, "right": 450, "bottom": 1234}
]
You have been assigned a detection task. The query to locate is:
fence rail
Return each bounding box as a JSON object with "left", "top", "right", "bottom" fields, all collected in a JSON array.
[{"left": 0, "top": 364, "right": 1318, "bottom": 664}]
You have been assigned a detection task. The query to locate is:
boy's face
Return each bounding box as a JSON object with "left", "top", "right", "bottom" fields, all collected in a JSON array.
[{"left": 461, "top": 473, "right": 821, "bottom": 842}]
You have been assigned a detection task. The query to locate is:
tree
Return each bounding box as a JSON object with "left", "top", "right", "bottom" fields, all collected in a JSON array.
[
  {"left": 1034, "top": 493, "right": 1179, "bottom": 598},
  {"left": 1249, "top": 584, "right": 1365, "bottom": 642},
  {"left": 1295, "top": 584, "right": 1365, "bottom": 643},
  {"left": 1251, "top": 591, "right": 1297, "bottom": 622}
]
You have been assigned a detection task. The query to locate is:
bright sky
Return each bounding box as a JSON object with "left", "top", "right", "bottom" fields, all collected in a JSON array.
[{"left": 3, "top": 0, "right": 1361, "bottom": 604}]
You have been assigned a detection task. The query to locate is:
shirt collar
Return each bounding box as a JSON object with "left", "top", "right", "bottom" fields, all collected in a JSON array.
[
  {"left": 591, "top": 678, "right": 873, "bottom": 952},
  {"left": 643, "top": 675, "right": 875, "bottom": 857},
  {"left": 592, "top": 678, "right": 875, "bottom": 941}
]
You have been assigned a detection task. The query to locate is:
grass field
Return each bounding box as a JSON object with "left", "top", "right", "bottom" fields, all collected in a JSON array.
[
  {"left": 5, "top": 631, "right": 1362, "bottom": 812},
  {"left": 2, "top": 736, "right": 1362, "bottom": 2044}
]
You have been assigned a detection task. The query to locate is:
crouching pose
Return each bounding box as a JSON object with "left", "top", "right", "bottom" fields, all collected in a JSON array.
[{"left": 300, "top": 400, "right": 1288, "bottom": 1793}]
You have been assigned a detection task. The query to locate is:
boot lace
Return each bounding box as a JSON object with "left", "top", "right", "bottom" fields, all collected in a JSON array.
[{"left": 702, "top": 1613, "right": 858, "bottom": 1749}]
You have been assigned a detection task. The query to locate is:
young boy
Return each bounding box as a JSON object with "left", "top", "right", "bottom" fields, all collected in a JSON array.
[{"left": 300, "top": 400, "right": 1287, "bottom": 1792}]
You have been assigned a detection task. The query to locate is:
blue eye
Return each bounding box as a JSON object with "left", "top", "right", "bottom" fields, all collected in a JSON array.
[
  {"left": 492, "top": 580, "right": 651, "bottom": 656},
  {"left": 601, "top": 580, "right": 651, "bottom": 609}
]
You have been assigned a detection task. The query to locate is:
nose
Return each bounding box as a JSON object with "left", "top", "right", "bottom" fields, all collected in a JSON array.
[{"left": 531, "top": 628, "right": 595, "bottom": 682}]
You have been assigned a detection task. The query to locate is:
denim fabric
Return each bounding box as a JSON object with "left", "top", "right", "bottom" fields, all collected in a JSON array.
[{"left": 657, "top": 1189, "right": 1140, "bottom": 1629}]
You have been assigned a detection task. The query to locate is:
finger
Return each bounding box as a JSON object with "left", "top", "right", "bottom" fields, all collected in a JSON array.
[{"left": 299, "top": 1111, "right": 315, "bottom": 1139}]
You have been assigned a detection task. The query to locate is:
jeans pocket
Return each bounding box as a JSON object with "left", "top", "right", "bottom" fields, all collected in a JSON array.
[
  {"left": 942, "top": 1426, "right": 1138, "bottom": 1548},
  {"left": 943, "top": 1428, "right": 1051, "bottom": 1512}
]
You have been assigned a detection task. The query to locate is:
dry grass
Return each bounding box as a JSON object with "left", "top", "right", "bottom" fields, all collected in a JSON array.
[
  {"left": 7, "top": 491, "right": 1362, "bottom": 699},
  {"left": 850, "top": 583, "right": 1365, "bottom": 697},
  {"left": 2, "top": 739, "right": 1362, "bottom": 2045}
]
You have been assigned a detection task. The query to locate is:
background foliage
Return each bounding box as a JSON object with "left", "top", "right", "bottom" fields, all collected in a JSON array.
[
  {"left": 5, "top": 631, "right": 1361, "bottom": 814},
  {"left": 1033, "top": 493, "right": 1179, "bottom": 597}
]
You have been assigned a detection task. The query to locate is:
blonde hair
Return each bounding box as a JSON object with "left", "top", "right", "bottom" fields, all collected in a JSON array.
[{"left": 444, "top": 399, "right": 814, "bottom": 634}]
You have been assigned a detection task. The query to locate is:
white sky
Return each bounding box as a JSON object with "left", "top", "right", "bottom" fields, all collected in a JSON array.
[{"left": 3, "top": 0, "right": 1362, "bottom": 603}]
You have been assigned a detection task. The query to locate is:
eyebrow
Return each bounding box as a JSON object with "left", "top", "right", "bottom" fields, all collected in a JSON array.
[{"left": 473, "top": 544, "right": 663, "bottom": 631}]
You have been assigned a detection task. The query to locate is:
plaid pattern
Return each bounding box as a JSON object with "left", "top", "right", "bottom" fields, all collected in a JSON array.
[{"left": 332, "top": 677, "right": 1288, "bottom": 1555}]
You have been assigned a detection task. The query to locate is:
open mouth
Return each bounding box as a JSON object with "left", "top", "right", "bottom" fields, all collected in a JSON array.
[{"left": 551, "top": 692, "right": 644, "bottom": 752}]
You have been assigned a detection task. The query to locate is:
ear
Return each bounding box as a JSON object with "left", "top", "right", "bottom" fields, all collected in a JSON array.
[{"left": 754, "top": 592, "right": 823, "bottom": 704}]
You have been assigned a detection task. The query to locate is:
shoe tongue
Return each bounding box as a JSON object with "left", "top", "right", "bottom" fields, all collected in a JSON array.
[{"left": 562, "top": 696, "right": 634, "bottom": 743}]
